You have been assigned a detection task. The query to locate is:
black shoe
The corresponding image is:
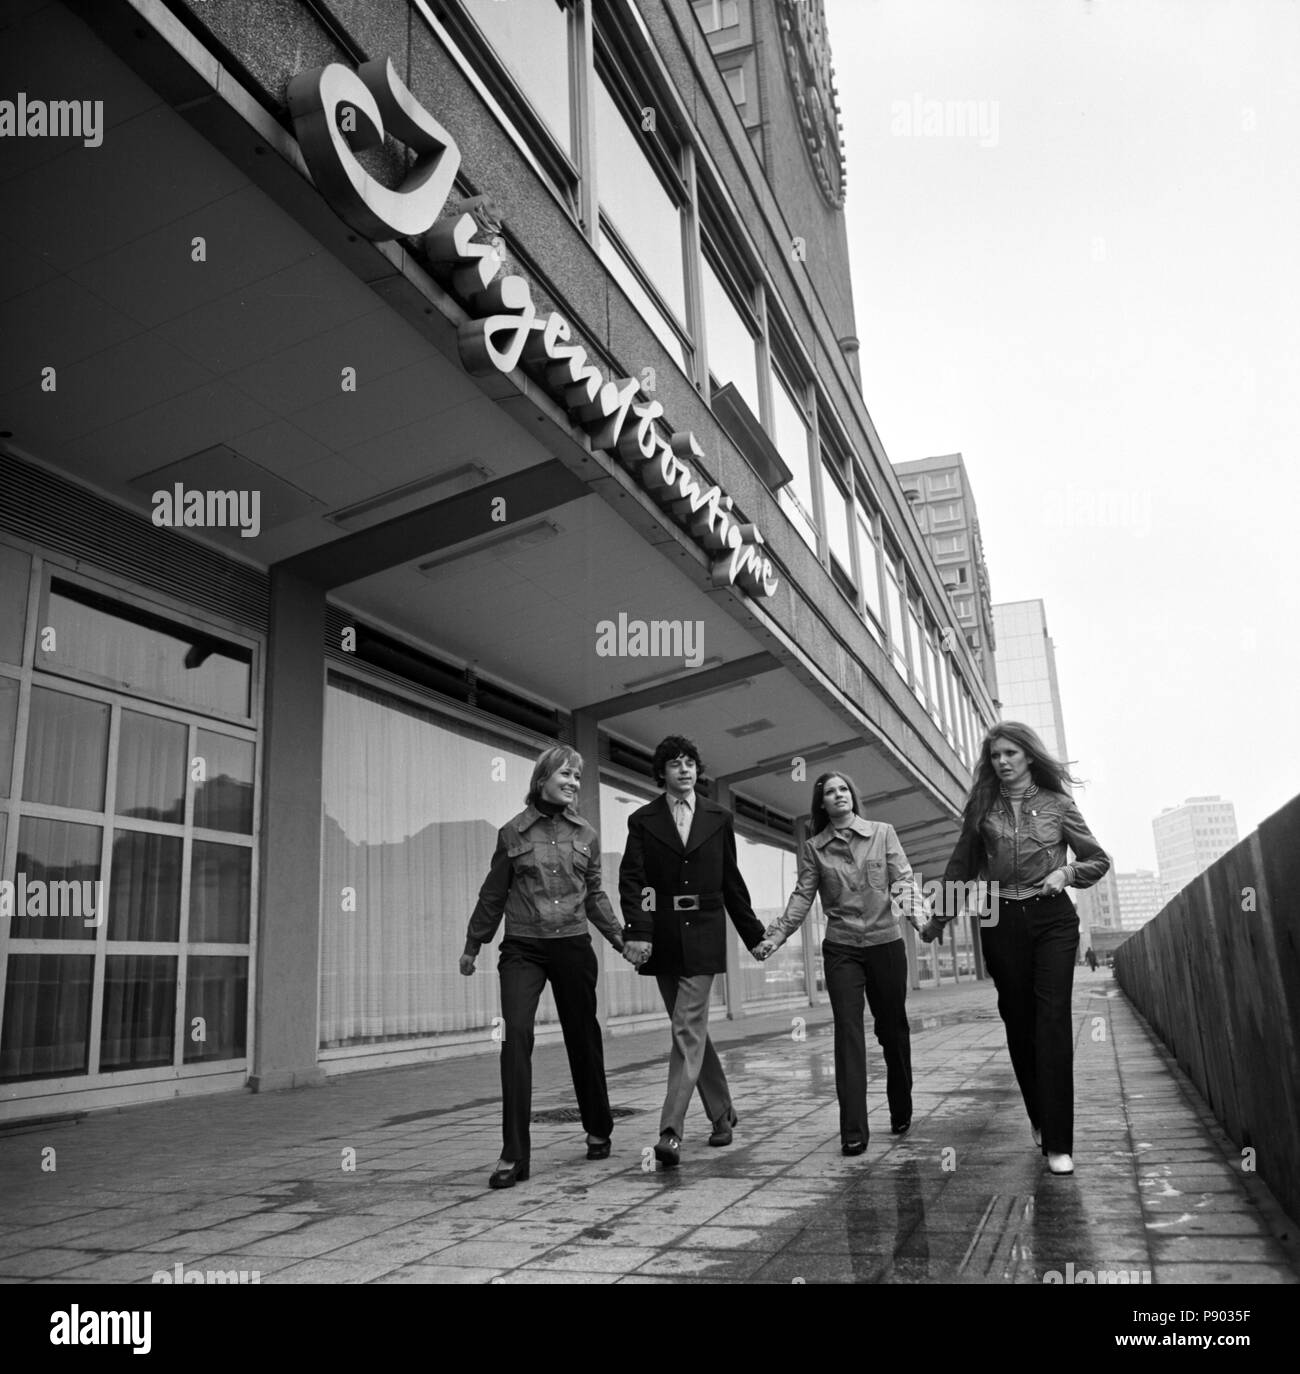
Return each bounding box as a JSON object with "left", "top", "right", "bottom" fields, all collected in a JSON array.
[
  {"left": 654, "top": 1133, "right": 681, "bottom": 1168},
  {"left": 891, "top": 1120, "right": 911, "bottom": 1137},
  {"left": 488, "top": 1159, "right": 529, "bottom": 1189},
  {"left": 841, "top": 1139, "right": 867, "bottom": 1157},
  {"left": 585, "top": 1136, "right": 611, "bottom": 1160},
  {"left": 708, "top": 1107, "right": 738, "bottom": 1147}
]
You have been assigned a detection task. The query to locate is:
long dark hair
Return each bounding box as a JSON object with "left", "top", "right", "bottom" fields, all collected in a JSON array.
[
  {"left": 809, "top": 771, "right": 862, "bottom": 835},
  {"left": 963, "top": 722, "right": 1081, "bottom": 824}
]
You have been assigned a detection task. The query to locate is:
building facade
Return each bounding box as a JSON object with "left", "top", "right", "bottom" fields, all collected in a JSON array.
[
  {"left": 894, "top": 453, "right": 999, "bottom": 702},
  {"left": 1115, "top": 870, "right": 1162, "bottom": 933},
  {"left": 0, "top": 0, "right": 996, "bottom": 1121},
  {"left": 1153, "top": 797, "right": 1240, "bottom": 905},
  {"left": 992, "top": 600, "right": 1070, "bottom": 760},
  {"left": 1077, "top": 866, "right": 1120, "bottom": 931}
]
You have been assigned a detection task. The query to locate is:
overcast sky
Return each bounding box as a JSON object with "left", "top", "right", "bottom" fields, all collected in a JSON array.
[{"left": 825, "top": 0, "right": 1299, "bottom": 873}]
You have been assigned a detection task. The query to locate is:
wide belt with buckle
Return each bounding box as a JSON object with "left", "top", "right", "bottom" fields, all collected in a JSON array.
[{"left": 672, "top": 895, "right": 700, "bottom": 911}]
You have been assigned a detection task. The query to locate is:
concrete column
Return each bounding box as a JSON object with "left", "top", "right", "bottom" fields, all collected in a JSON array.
[
  {"left": 250, "top": 566, "right": 326, "bottom": 1092},
  {"left": 714, "top": 777, "right": 743, "bottom": 1020},
  {"left": 572, "top": 709, "right": 611, "bottom": 1027}
]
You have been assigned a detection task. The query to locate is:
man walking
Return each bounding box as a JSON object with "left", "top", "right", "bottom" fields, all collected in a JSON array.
[{"left": 619, "top": 735, "right": 766, "bottom": 1167}]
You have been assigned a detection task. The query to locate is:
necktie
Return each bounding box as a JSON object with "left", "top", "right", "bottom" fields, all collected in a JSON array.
[{"left": 674, "top": 799, "right": 691, "bottom": 846}]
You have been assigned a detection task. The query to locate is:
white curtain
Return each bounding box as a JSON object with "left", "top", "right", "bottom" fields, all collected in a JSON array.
[{"left": 319, "top": 676, "right": 550, "bottom": 1048}]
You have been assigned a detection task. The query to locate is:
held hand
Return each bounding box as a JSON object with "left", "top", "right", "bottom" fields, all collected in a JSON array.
[
  {"left": 919, "top": 919, "right": 942, "bottom": 945},
  {"left": 623, "top": 940, "right": 652, "bottom": 967},
  {"left": 1038, "top": 869, "right": 1068, "bottom": 897},
  {"left": 752, "top": 938, "right": 778, "bottom": 962},
  {"left": 459, "top": 954, "right": 476, "bottom": 976}
]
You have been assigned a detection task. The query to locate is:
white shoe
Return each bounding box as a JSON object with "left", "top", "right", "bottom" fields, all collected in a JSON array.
[
  {"left": 1031, "top": 1126, "right": 1042, "bottom": 1149},
  {"left": 1047, "top": 1152, "right": 1074, "bottom": 1175}
]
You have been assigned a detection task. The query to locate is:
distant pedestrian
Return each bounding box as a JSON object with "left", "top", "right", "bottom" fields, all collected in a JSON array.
[
  {"left": 1085, "top": 946, "right": 1098, "bottom": 972},
  {"left": 922, "top": 723, "right": 1110, "bottom": 1176},
  {"left": 756, "top": 772, "right": 929, "bottom": 1156},
  {"left": 460, "top": 745, "right": 626, "bottom": 1189}
]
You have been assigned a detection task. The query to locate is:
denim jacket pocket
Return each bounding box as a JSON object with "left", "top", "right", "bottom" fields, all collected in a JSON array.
[
  {"left": 865, "top": 858, "right": 887, "bottom": 890},
  {"left": 569, "top": 839, "right": 592, "bottom": 873}
]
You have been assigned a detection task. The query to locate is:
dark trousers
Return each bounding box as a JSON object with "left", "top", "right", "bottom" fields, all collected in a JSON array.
[
  {"left": 497, "top": 935, "right": 612, "bottom": 1162},
  {"left": 823, "top": 938, "right": 912, "bottom": 1145},
  {"left": 979, "top": 891, "right": 1079, "bottom": 1154}
]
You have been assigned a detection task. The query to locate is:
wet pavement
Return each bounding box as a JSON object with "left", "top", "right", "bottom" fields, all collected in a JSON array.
[{"left": 1, "top": 970, "right": 1296, "bottom": 1285}]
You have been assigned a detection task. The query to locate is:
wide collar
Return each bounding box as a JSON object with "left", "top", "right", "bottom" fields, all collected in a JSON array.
[
  {"left": 517, "top": 803, "right": 582, "bottom": 833},
  {"left": 645, "top": 791, "right": 723, "bottom": 854},
  {"left": 812, "top": 815, "right": 875, "bottom": 850}
]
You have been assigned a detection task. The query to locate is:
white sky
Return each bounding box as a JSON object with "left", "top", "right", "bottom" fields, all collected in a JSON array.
[{"left": 825, "top": 0, "right": 1300, "bottom": 873}]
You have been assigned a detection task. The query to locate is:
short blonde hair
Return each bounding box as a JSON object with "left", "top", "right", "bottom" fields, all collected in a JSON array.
[{"left": 526, "top": 745, "right": 583, "bottom": 808}]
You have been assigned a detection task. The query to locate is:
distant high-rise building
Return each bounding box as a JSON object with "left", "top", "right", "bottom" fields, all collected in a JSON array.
[
  {"left": 992, "top": 599, "right": 1070, "bottom": 762},
  {"left": 894, "top": 453, "right": 999, "bottom": 699},
  {"left": 1153, "top": 797, "right": 1240, "bottom": 904},
  {"left": 1078, "top": 867, "right": 1120, "bottom": 930},
  {"left": 1116, "top": 870, "right": 1163, "bottom": 932}
]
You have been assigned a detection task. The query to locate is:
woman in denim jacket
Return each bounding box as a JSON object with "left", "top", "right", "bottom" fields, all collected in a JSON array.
[
  {"left": 755, "top": 772, "right": 929, "bottom": 1156},
  {"left": 460, "top": 745, "right": 626, "bottom": 1188},
  {"left": 924, "top": 722, "right": 1110, "bottom": 1176}
]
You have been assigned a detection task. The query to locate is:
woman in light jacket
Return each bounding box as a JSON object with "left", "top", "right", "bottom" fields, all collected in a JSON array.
[
  {"left": 756, "top": 772, "right": 928, "bottom": 1156},
  {"left": 460, "top": 745, "right": 626, "bottom": 1189},
  {"left": 923, "top": 722, "right": 1110, "bottom": 1176}
]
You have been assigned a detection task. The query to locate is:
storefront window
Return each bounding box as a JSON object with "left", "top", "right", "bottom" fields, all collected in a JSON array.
[
  {"left": 39, "top": 579, "right": 252, "bottom": 720},
  {"left": 116, "top": 710, "right": 185, "bottom": 824},
  {"left": 0, "top": 675, "right": 18, "bottom": 798},
  {"left": 14, "top": 817, "right": 102, "bottom": 942},
  {"left": 461, "top": 0, "right": 573, "bottom": 156},
  {"left": 701, "top": 250, "right": 760, "bottom": 417},
  {"left": 733, "top": 832, "right": 803, "bottom": 1007},
  {"left": 598, "top": 783, "right": 671, "bottom": 1017},
  {"left": 0, "top": 954, "right": 94, "bottom": 1080},
  {"left": 99, "top": 954, "right": 176, "bottom": 1071},
  {"left": 194, "top": 730, "right": 255, "bottom": 834},
  {"left": 23, "top": 687, "right": 109, "bottom": 811},
  {"left": 184, "top": 956, "right": 247, "bottom": 1062},
  {"left": 108, "top": 831, "right": 182, "bottom": 941},
  {"left": 320, "top": 674, "right": 546, "bottom": 1048},
  {"left": 0, "top": 544, "right": 29, "bottom": 665}
]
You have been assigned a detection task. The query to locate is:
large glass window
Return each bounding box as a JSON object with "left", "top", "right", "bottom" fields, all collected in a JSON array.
[
  {"left": 38, "top": 579, "right": 252, "bottom": 720},
  {"left": 320, "top": 675, "right": 547, "bottom": 1047},
  {"left": 0, "top": 675, "right": 18, "bottom": 798},
  {"left": 599, "top": 783, "right": 673, "bottom": 1017},
  {"left": 594, "top": 71, "right": 688, "bottom": 360},
  {"left": 771, "top": 365, "right": 817, "bottom": 550},
  {"left": 733, "top": 832, "right": 803, "bottom": 1008},
  {"left": 883, "top": 544, "right": 908, "bottom": 678},
  {"left": 700, "top": 249, "right": 761, "bottom": 417},
  {"left": 907, "top": 598, "right": 926, "bottom": 705},
  {"left": 0, "top": 577, "right": 257, "bottom": 1091},
  {"left": 0, "top": 544, "right": 30, "bottom": 665},
  {"left": 460, "top": 0, "right": 574, "bottom": 157},
  {"left": 855, "top": 500, "right": 885, "bottom": 641},
  {"left": 821, "top": 452, "right": 854, "bottom": 582}
]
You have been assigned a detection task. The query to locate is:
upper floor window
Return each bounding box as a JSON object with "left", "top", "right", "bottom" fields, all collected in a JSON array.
[
  {"left": 721, "top": 65, "right": 746, "bottom": 107},
  {"left": 933, "top": 533, "right": 967, "bottom": 557},
  {"left": 700, "top": 237, "right": 761, "bottom": 418},
  {"left": 854, "top": 493, "right": 885, "bottom": 641},
  {"left": 692, "top": 0, "right": 741, "bottom": 33},
  {"left": 769, "top": 361, "right": 817, "bottom": 551},
  {"left": 593, "top": 61, "right": 690, "bottom": 370},
  {"left": 932, "top": 500, "right": 963, "bottom": 525},
  {"left": 820, "top": 447, "right": 854, "bottom": 590},
  {"left": 927, "top": 471, "right": 959, "bottom": 495}
]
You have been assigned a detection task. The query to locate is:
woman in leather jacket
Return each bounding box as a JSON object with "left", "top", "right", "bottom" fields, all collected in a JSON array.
[
  {"left": 460, "top": 745, "right": 626, "bottom": 1189},
  {"left": 924, "top": 722, "right": 1110, "bottom": 1176},
  {"left": 756, "top": 771, "right": 929, "bottom": 1156}
]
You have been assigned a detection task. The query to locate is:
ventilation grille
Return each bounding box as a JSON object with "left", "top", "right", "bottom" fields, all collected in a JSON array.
[{"left": 0, "top": 452, "right": 268, "bottom": 632}]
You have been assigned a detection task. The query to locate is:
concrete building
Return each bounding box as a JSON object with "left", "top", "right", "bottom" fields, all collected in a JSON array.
[
  {"left": 1116, "top": 870, "right": 1163, "bottom": 933},
  {"left": 1153, "top": 797, "right": 1240, "bottom": 905},
  {"left": 0, "top": 0, "right": 995, "bottom": 1121},
  {"left": 1078, "top": 867, "right": 1120, "bottom": 932},
  {"left": 894, "top": 454, "right": 999, "bottom": 701}
]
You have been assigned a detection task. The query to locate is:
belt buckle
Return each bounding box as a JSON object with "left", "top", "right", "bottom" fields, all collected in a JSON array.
[{"left": 673, "top": 895, "right": 700, "bottom": 912}]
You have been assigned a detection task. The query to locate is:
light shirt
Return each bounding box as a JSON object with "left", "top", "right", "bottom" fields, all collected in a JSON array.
[{"left": 670, "top": 791, "right": 695, "bottom": 846}]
